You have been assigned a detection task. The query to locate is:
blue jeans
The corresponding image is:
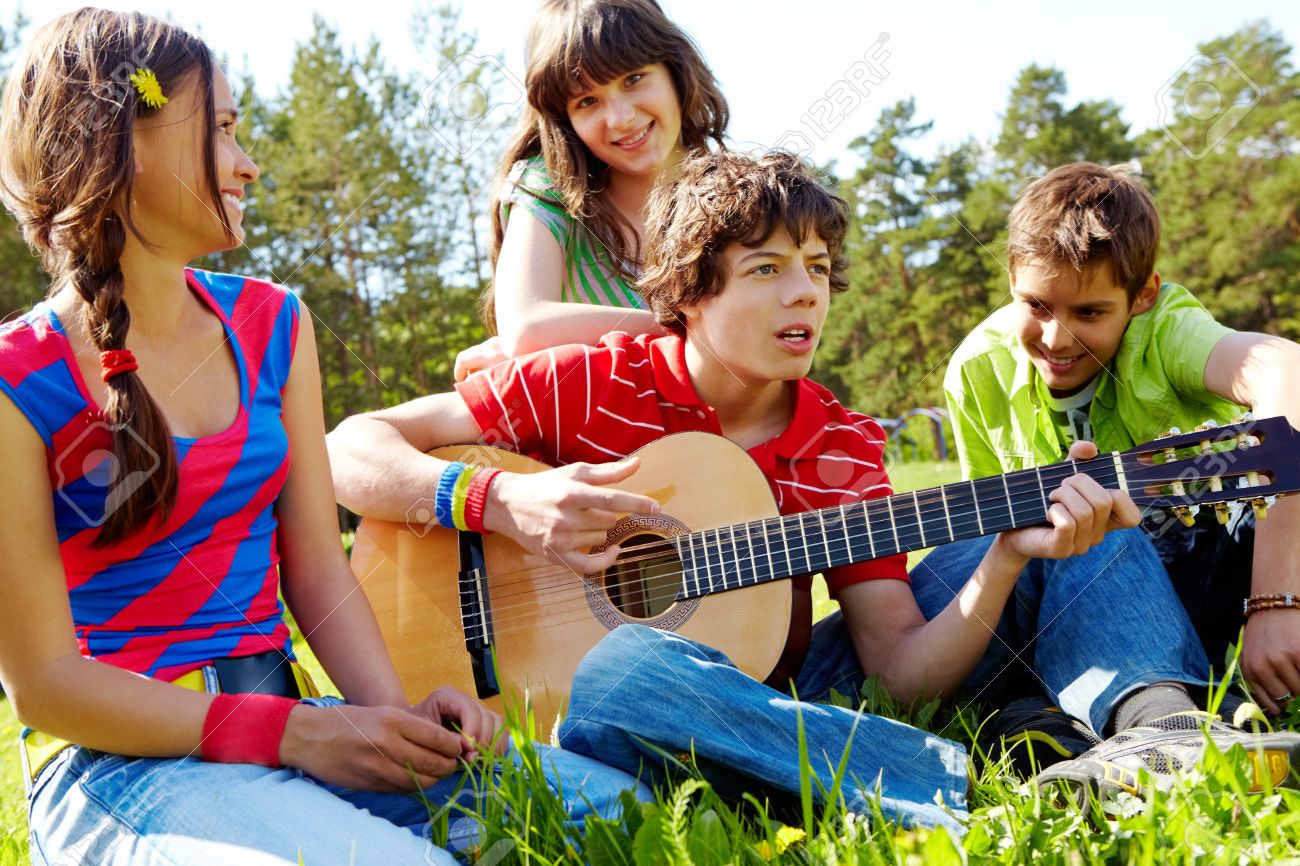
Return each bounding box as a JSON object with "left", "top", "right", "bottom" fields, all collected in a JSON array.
[
  {"left": 28, "top": 697, "right": 648, "bottom": 866},
  {"left": 558, "top": 624, "right": 969, "bottom": 832},
  {"left": 907, "top": 529, "right": 1211, "bottom": 734},
  {"left": 558, "top": 530, "right": 1209, "bottom": 832}
]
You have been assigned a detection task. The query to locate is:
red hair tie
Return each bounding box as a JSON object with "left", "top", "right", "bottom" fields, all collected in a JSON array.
[{"left": 100, "top": 349, "right": 138, "bottom": 382}]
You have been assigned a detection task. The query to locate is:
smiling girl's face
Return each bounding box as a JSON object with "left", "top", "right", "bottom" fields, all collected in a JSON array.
[
  {"left": 130, "top": 65, "right": 259, "bottom": 261},
  {"left": 566, "top": 63, "right": 682, "bottom": 181}
]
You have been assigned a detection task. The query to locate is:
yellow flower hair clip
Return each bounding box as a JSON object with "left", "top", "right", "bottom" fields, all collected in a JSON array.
[{"left": 129, "top": 67, "right": 169, "bottom": 109}]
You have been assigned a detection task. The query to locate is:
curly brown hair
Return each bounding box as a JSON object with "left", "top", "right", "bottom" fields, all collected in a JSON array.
[
  {"left": 0, "top": 9, "right": 231, "bottom": 546},
  {"left": 1007, "top": 162, "right": 1161, "bottom": 301},
  {"left": 638, "top": 150, "right": 849, "bottom": 336}
]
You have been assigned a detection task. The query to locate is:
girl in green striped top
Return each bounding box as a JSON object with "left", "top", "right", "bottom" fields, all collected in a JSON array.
[{"left": 456, "top": 0, "right": 729, "bottom": 379}]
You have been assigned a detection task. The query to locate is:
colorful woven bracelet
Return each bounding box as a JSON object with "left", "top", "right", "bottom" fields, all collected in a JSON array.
[
  {"left": 464, "top": 468, "right": 503, "bottom": 534},
  {"left": 434, "top": 461, "right": 467, "bottom": 530},
  {"left": 200, "top": 693, "right": 299, "bottom": 767},
  {"left": 450, "top": 464, "right": 480, "bottom": 531}
]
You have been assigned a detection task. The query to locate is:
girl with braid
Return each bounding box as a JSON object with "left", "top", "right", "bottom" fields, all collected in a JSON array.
[{"left": 0, "top": 10, "right": 640, "bottom": 865}]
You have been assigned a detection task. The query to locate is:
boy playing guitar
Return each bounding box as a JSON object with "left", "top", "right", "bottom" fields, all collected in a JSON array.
[{"left": 328, "top": 151, "right": 1299, "bottom": 827}]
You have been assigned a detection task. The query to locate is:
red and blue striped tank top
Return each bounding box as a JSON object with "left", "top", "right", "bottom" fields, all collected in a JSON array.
[{"left": 0, "top": 270, "right": 298, "bottom": 681}]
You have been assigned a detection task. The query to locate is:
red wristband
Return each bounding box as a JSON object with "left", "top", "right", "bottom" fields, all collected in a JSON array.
[
  {"left": 463, "top": 468, "right": 502, "bottom": 534},
  {"left": 200, "top": 693, "right": 299, "bottom": 767}
]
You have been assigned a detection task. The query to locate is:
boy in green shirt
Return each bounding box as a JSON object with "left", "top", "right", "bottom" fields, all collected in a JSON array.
[{"left": 944, "top": 162, "right": 1300, "bottom": 718}]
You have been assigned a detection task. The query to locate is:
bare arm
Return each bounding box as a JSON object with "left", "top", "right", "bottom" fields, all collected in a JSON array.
[
  {"left": 0, "top": 392, "right": 214, "bottom": 757},
  {"left": 327, "top": 389, "right": 660, "bottom": 574},
  {"left": 0, "top": 316, "right": 465, "bottom": 792},
  {"left": 327, "top": 391, "right": 483, "bottom": 523},
  {"left": 1203, "top": 331, "right": 1300, "bottom": 713},
  {"left": 275, "top": 303, "right": 409, "bottom": 709},
  {"left": 835, "top": 543, "right": 1024, "bottom": 702},
  {"left": 838, "top": 442, "right": 1139, "bottom": 702},
  {"left": 278, "top": 305, "right": 509, "bottom": 771},
  {"left": 492, "top": 207, "right": 663, "bottom": 357}
]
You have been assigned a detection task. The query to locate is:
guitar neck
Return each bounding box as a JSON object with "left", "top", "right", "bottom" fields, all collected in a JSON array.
[{"left": 671, "top": 455, "right": 1129, "bottom": 599}]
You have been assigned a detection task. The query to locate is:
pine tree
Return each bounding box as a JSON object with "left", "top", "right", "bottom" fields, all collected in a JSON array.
[
  {"left": 0, "top": 11, "right": 49, "bottom": 319},
  {"left": 1141, "top": 20, "right": 1300, "bottom": 338}
]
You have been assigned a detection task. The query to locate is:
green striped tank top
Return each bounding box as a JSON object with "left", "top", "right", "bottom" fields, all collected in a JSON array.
[{"left": 499, "top": 157, "right": 646, "bottom": 310}]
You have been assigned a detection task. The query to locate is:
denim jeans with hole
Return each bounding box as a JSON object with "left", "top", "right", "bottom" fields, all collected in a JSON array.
[{"left": 27, "top": 696, "right": 649, "bottom": 866}]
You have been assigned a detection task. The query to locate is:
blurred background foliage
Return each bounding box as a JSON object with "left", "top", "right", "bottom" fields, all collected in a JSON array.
[{"left": 0, "top": 11, "right": 1295, "bottom": 429}]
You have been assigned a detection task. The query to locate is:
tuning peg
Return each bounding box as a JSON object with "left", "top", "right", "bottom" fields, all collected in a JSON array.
[
  {"left": 1233, "top": 414, "right": 1256, "bottom": 447},
  {"left": 1238, "top": 469, "right": 1273, "bottom": 519},
  {"left": 1252, "top": 493, "right": 1279, "bottom": 520},
  {"left": 1237, "top": 434, "right": 1261, "bottom": 451},
  {"left": 1231, "top": 412, "right": 1255, "bottom": 425},
  {"left": 1167, "top": 473, "right": 1194, "bottom": 520},
  {"left": 1172, "top": 504, "right": 1200, "bottom": 527},
  {"left": 1159, "top": 427, "right": 1182, "bottom": 463},
  {"left": 1195, "top": 420, "right": 1218, "bottom": 454},
  {"left": 1208, "top": 476, "right": 1230, "bottom": 524}
]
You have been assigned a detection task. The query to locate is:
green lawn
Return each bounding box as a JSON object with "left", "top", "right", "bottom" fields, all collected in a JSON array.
[
  {"left": 0, "top": 696, "right": 24, "bottom": 865},
  {"left": 7, "top": 460, "right": 1299, "bottom": 863}
]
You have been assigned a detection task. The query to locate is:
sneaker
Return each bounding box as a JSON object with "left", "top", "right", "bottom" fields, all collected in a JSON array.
[
  {"left": 980, "top": 696, "right": 1100, "bottom": 777},
  {"left": 1035, "top": 711, "right": 1300, "bottom": 806}
]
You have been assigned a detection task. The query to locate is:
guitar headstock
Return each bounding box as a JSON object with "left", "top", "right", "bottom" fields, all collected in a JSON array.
[{"left": 1119, "top": 415, "right": 1300, "bottom": 520}]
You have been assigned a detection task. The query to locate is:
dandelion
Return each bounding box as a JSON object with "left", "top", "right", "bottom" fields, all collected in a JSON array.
[
  {"left": 775, "top": 825, "right": 806, "bottom": 853},
  {"left": 130, "top": 68, "right": 168, "bottom": 108}
]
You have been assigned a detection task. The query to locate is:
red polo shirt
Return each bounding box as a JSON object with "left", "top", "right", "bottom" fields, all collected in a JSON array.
[{"left": 456, "top": 332, "right": 908, "bottom": 596}]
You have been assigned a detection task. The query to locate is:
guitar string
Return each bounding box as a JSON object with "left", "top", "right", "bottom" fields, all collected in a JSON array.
[
  {"left": 445, "top": 469, "right": 1273, "bottom": 633},
  {"left": 385, "top": 430, "right": 1275, "bottom": 644},
  {"left": 467, "top": 460, "right": 1273, "bottom": 612},
  {"left": 462, "top": 491, "right": 1252, "bottom": 642},
  {"left": 468, "top": 457, "right": 1268, "bottom": 597},
  {"left": 458, "top": 481, "right": 1238, "bottom": 641},
  {"left": 478, "top": 446, "right": 1268, "bottom": 583},
  {"left": 457, "top": 487, "right": 1277, "bottom": 641},
  {"left": 459, "top": 502, "right": 1192, "bottom": 639}
]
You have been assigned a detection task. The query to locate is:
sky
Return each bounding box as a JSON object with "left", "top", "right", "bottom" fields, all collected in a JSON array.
[{"left": 5, "top": 0, "right": 1298, "bottom": 170}]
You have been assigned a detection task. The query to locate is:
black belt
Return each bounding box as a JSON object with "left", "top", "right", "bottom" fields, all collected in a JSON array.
[{"left": 210, "top": 650, "right": 304, "bottom": 698}]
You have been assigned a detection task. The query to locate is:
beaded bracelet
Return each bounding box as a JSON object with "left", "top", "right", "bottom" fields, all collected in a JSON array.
[{"left": 1243, "top": 592, "right": 1299, "bottom": 619}]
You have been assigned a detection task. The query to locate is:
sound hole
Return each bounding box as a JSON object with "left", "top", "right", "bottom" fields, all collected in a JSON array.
[{"left": 604, "top": 533, "right": 681, "bottom": 619}]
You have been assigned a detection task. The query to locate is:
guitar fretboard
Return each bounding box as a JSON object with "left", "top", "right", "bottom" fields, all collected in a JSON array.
[{"left": 670, "top": 455, "right": 1130, "bottom": 599}]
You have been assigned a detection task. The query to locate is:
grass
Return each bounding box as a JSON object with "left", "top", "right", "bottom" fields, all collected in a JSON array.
[
  {"left": 6, "top": 459, "right": 1300, "bottom": 864},
  {"left": 0, "top": 697, "right": 24, "bottom": 865}
]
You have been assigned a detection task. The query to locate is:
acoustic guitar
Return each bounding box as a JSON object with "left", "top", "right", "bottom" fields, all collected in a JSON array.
[{"left": 351, "top": 416, "right": 1298, "bottom": 728}]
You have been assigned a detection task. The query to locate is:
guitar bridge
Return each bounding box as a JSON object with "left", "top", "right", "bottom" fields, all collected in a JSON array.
[{"left": 457, "top": 531, "right": 499, "bottom": 699}]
